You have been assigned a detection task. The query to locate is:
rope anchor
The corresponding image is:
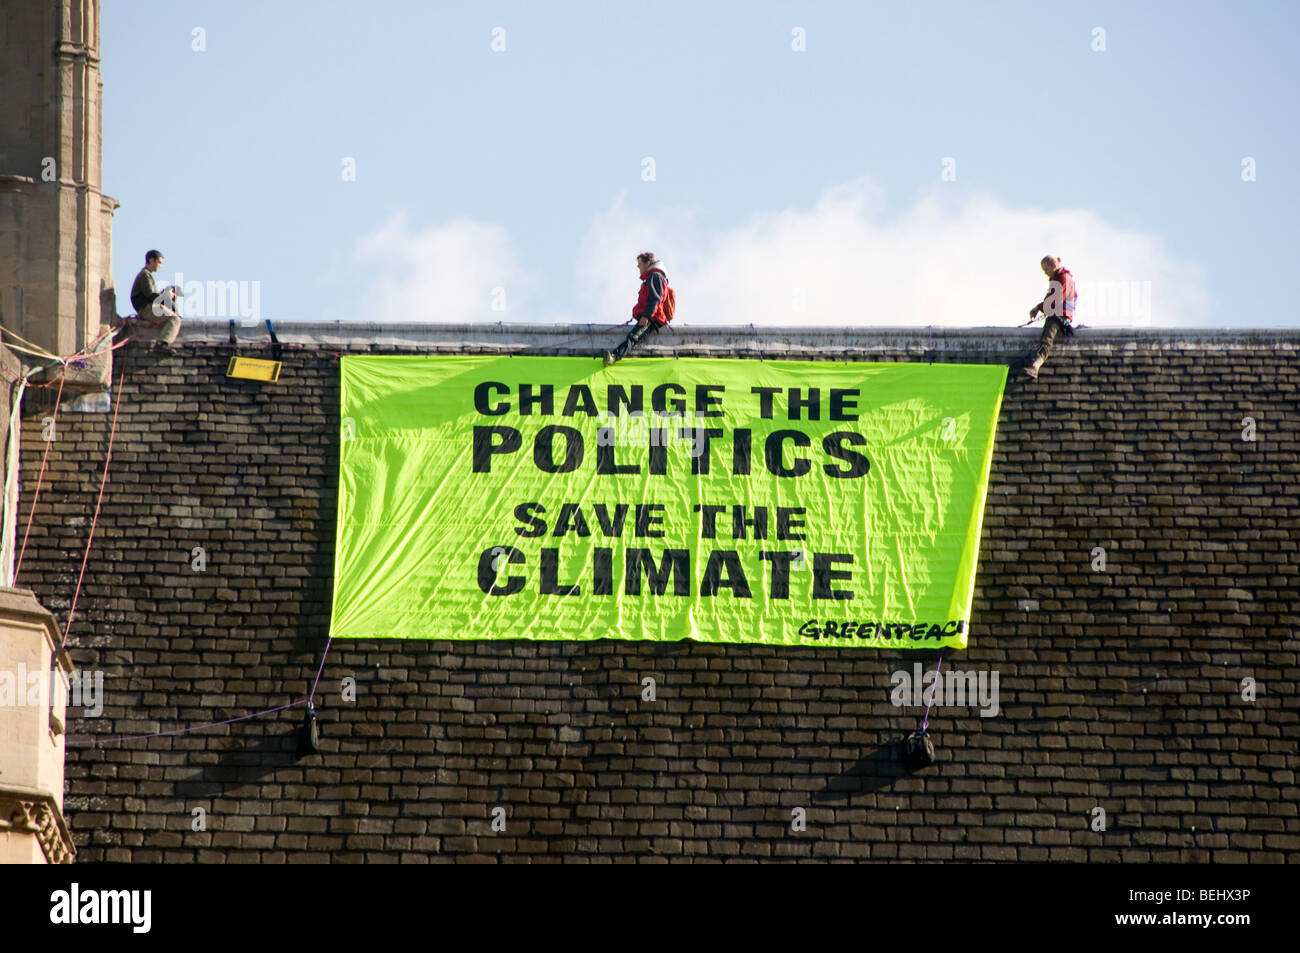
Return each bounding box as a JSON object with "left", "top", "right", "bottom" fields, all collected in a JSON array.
[{"left": 902, "top": 648, "right": 943, "bottom": 768}]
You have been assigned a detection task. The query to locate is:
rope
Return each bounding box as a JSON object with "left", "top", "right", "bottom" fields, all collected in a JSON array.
[
  {"left": 65, "top": 700, "right": 307, "bottom": 747},
  {"left": 14, "top": 366, "right": 65, "bottom": 579},
  {"left": 12, "top": 332, "right": 347, "bottom": 748},
  {"left": 2, "top": 339, "right": 67, "bottom": 361},
  {"left": 70, "top": 325, "right": 115, "bottom": 359},
  {"left": 66, "top": 635, "right": 338, "bottom": 747},
  {"left": 919, "top": 648, "right": 945, "bottom": 734},
  {"left": 0, "top": 324, "right": 60, "bottom": 360},
  {"left": 1, "top": 377, "right": 27, "bottom": 585},
  {"left": 56, "top": 348, "right": 126, "bottom": 652},
  {"left": 24, "top": 331, "right": 342, "bottom": 747},
  {"left": 471, "top": 321, "right": 642, "bottom": 359},
  {"left": 309, "top": 634, "right": 334, "bottom": 706}
]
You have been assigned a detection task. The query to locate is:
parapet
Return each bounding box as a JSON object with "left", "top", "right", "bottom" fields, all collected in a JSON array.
[{"left": 180, "top": 320, "right": 1300, "bottom": 357}]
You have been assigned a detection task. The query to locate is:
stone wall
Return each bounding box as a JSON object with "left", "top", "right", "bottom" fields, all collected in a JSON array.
[
  {"left": 17, "top": 324, "right": 1300, "bottom": 862},
  {"left": 0, "top": 0, "right": 116, "bottom": 367}
]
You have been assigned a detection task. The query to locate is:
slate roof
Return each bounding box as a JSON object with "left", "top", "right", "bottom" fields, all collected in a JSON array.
[{"left": 19, "top": 322, "right": 1299, "bottom": 862}]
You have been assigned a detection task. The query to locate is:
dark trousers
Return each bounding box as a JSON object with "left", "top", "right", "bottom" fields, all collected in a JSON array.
[
  {"left": 612, "top": 321, "right": 657, "bottom": 361},
  {"left": 1033, "top": 315, "right": 1071, "bottom": 364}
]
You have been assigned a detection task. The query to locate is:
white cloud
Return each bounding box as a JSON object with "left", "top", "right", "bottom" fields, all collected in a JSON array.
[
  {"left": 353, "top": 212, "right": 529, "bottom": 322},
  {"left": 574, "top": 175, "right": 1212, "bottom": 328},
  {"left": 352, "top": 178, "right": 1212, "bottom": 327}
]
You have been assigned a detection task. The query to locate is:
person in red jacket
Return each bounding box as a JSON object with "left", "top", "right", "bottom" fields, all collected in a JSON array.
[
  {"left": 1022, "top": 255, "right": 1077, "bottom": 379},
  {"left": 604, "top": 252, "right": 669, "bottom": 365}
]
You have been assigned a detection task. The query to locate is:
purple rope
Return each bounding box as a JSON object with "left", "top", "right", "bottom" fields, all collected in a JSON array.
[
  {"left": 62, "top": 627, "right": 339, "bottom": 747},
  {"left": 919, "top": 648, "right": 945, "bottom": 734},
  {"left": 65, "top": 700, "right": 306, "bottom": 747},
  {"left": 309, "top": 633, "right": 334, "bottom": 707}
]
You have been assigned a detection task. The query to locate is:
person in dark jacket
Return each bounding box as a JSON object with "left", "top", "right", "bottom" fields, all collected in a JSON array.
[
  {"left": 604, "top": 252, "right": 669, "bottom": 365},
  {"left": 128, "top": 249, "right": 182, "bottom": 345},
  {"left": 1021, "top": 255, "right": 1077, "bottom": 379}
]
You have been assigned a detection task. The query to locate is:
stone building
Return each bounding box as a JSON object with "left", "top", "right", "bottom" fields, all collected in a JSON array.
[
  {"left": 20, "top": 322, "right": 1300, "bottom": 863},
  {"left": 1, "top": 0, "right": 1296, "bottom": 864},
  {"left": 0, "top": 0, "right": 115, "bottom": 864},
  {"left": 0, "top": 0, "right": 116, "bottom": 382}
]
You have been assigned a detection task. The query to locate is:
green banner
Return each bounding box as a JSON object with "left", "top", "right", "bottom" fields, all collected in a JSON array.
[{"left": 330, "top": 356, "right": 1006, "bottom": 648}]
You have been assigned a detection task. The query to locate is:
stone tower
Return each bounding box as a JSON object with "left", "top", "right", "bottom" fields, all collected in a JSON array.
[
  {"left": 0, "top": 0, "right": 110, "bottom": 865},
  {"left": 0, "top": 0, "right": 117, "bottom": 380}
]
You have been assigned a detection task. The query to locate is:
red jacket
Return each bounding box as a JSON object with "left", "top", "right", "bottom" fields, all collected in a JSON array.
[
  {"left": 1041, "top": 267, "right": 1078, "bottom": 322},
  {"left": 633, "top": 266, "right": 670, "bottom": 326}
]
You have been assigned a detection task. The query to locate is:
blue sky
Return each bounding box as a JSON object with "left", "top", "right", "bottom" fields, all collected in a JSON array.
[{"left": 103, "top": 1, "right": 1298, "bottom": 327}]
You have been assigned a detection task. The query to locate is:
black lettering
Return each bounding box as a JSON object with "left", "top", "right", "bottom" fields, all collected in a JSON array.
[
  {"left": 625, "top": 549, "right": 690, "bottom": 596},
  {"left": 539, "top": 548, "right": 580, "bottom": 595},
  {"left": 474, "top": 381, "right": 510, "bottom": 416},
  {"left": 695, "top": 384, "right": 724, "bottom": 417},
  {"left": 596, "top": 428, "right": 639, "bottom": 474},
  {"left": 652, "top": 383, "right": 686, "bottom": 416},
  {"left": 636, "top": 504, "right": 665, "bottom": 537},
  {"left": 513, "top": 502, "right": 546, "bottom": 537},
  {"left": 519, "top": 383, "right": 553, "bottom": 415},
  {"left": 798, "top": 619, "right": 821, "bottom": 639},
  {"left": 694, "top": 504, "right": 726, "bottom": 539},
  {"left": 789, "top": 387, "right": 819, "bottom": 420},
  {"left": 562, "top": 384, "right": 598, "bottom": 417},
  {"left": 478, "top": 547, "right": 524, "bottom": 596},
  {"left": 751, "top": 386, "right": 779, "bottom": 419},
  {"left": 760, "top": 551, "right": 797, "bottom": 599},
  {"left": 552, "top": 503, "right": 590, "bottom": 537},
  {"left": 593, "top": 504, "right": 629, "bottom": 537},
  {"left": 731, "top": 505, "right": 769, "bottom": 540},
  {"left": 593, "top": 547, "right": 613, "bottom": 595},
  {"left": 823, "top": 432, "right": 871, "bottom": 478},
  {"left": 830, "top": 388, "right": 859, "bottom": 421},
  {"left": 679, "top": 427, "right": 724, "bottom": 474},
  {"left": 765, "top": 430, "right": 811, "bottom": 477},
  {"left": 649, "top": 428, "right": 668, "bottom": 474},
  {"left": 813, "top": 553, "right": 854, "bottom": 600},
  {"left": 473, "top": 426, "right": 521, "bottom": 473},
  {"left": 607, "top": 385, "right": 643, "bottom": 417},
  {"left": 700, "top": 550, "right": 752, "bottom": 598},
  {"left": 732, "top": 429, "right": 752, "bottom": 475},
  {"left": 776, "top": 507, "right": 806, "bottom": 540},
  {"left": 534, "top": 425, "right": 583, "bottom": 473}
]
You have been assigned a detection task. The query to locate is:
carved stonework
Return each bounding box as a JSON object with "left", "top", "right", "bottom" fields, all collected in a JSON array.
[
  {"left": 0, "top": 0, "right": 117, "bottom": 391},
  {"left": 0, "top": 788, "right": 76, "bottom": 864}
]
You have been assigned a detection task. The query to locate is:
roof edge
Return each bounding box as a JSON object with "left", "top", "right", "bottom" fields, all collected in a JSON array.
[{"left": 177, "top": 320, "right": 1300, "bottom": 353}]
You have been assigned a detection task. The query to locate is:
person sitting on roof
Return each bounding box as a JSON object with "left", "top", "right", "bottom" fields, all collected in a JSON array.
[
  {"left": 1021, "top": 254, "right": 1077, "bottom": 379},
  {"left": 604, "top": 252, "right": 670, "bottom": 366},
  {"left": 128, "top": 249, "right": 182, "bottom": 346}
]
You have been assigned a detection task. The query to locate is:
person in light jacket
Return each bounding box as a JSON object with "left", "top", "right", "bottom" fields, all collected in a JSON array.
[{"left": 1022, "top": 255, "right": 1077, "bottom": 379}]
